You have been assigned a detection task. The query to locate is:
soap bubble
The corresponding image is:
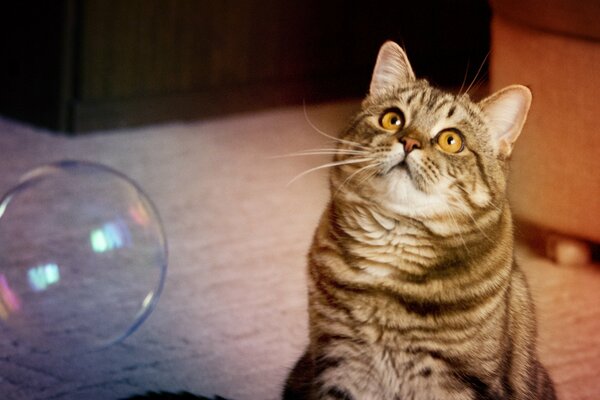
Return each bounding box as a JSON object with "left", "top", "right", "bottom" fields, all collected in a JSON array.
[{"left": 0, "top": 160, "right": 167, "bottom": 354}]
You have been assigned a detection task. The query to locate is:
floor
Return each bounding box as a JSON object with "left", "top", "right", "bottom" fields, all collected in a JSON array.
[{"left": 0, "top": 101, "right": 598, "bottom": 400}]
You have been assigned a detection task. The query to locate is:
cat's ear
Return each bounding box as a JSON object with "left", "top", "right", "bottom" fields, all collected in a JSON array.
[
  {"left": 479, "top": 85, "right": 532, "bottom": 159},
  {"left": 369, "top": 41, "right": 416, "bottom": 95}
]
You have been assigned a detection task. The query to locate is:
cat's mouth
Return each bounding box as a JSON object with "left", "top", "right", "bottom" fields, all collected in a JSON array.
[
  {"left": 395, "top": 160, "right": 407, "bottom": 169},
  {"left": 393, "top": 159, "right": 411, "bottom": 175},
  {"left": 382, "top": 158, "right": 409, "bottom": 176},
  {"left": 392, "top": 159, "right": 414, "bottom": 180},
  {"left": 383, "top": 150, "right": 407, "bottom": 174}
]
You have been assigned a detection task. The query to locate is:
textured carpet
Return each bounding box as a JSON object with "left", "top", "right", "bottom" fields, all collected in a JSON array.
[{"left": 0, "top": 100, "right": 598, "bottom": 400}]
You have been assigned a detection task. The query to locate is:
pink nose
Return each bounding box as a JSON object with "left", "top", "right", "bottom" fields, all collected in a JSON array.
[{"left": 400, "top": 137, "right": 421, "bottom": 154}]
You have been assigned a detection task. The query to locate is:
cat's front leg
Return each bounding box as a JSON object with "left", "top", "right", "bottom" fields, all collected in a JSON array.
[
  {"left": 506, "top": 269, "right": 557, "bottom": 400},
  {"left": 310, "top": 350, "right": 380, "bottom": 400},
  {"left": 282, "top": 349, "right": 363, "bottom": 400},
  {"left": 315, "top": 385, "right": 355, "bottom": 400}
]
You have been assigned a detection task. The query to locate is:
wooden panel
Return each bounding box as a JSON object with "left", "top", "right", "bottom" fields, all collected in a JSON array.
[
  {"left": 76, "top": 0, "right": 364, "bottom": 101},
  {"left": 71, "top": 75, "right": 362, "bottom": 131},
  {"left": 72, "top": 0, "right": 377, "bottom": 130},
  {"left": 0, "top": 1, "right": 72, "bottom": 130},
  {"left": 0, "top": 0, "right": 491, "bottom": 132},
  {"left": 78, "top": 0, "right": 216, "bottom": 99}
]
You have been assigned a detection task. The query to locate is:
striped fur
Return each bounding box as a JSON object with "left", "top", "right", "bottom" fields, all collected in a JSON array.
[{"left": 283, "top": 42, "right": 555, "bottom": 399}]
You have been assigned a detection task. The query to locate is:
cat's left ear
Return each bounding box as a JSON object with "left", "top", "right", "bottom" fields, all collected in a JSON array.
[
  {"left": 479, "top": 85, "right": 532, "bottom": 159},
  {"left": 369, "top": 41, "right": 416, "bottom": 95}
]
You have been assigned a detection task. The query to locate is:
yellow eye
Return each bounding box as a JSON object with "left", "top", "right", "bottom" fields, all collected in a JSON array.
[
  {"left": 379, "top": 109, "right": 404, "bottom": 131},
  {"left": 436, "top": 129, "right": 464, "bottom": 153}
]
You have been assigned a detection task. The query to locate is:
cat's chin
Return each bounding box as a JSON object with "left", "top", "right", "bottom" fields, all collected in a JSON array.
[{"left": 367, "top": 169, "right": 446, "bottom": 219}]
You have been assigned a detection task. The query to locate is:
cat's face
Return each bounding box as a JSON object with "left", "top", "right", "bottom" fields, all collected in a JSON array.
[{"left": 332, "top": 42, "right": 531, "bottom": 220}]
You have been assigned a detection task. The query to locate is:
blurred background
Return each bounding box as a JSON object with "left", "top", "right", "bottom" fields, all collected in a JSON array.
[
  {"left": 0, "top": 0, "right": 490, "bottom": 132},
  {"left": 2, "top": 0, "right": 596, "bottom": 256}
]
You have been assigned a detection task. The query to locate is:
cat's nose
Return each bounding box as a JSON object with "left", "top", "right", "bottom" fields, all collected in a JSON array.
[{"left": 399, "top": 136, "right": 421, "bottom": 154}]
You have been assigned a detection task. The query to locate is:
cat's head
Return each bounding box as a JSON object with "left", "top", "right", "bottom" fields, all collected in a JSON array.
[{"left": 333, "top": 41, "right": 531, "bottom": 221}]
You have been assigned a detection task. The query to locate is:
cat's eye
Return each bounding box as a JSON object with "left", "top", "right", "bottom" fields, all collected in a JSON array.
[
  {"left": 379, "top": 109, "right": 405, "bottom": 131},
  {"left": 436, "top": 129, "right": 464, "bottom": 153}
]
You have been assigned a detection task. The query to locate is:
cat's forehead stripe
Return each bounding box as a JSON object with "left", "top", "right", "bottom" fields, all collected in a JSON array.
[
  {"left": 406, "top": 91, "right": 418, "bottom": 105},
  {"left": 432, "top": 98, "right": 452, "bottom": 114},
  {"left": 447, "top": 105, "right": 456, "bottom": 118},
  {"left": 367, "top": 85, "right": 486, "bottom": 131},
  {"left": 428, "top": 90, "right": 451, "bottom": 112},
  {"left": 408, "top": 90, "right": 456, "bottom": 126}
]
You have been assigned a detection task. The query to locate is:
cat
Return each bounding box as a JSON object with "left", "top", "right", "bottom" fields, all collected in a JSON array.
[{"left": 282, "top": 41, "right": 556, "bottom": 400}]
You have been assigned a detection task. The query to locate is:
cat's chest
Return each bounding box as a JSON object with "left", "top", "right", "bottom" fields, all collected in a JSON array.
[{"left": 346, "top": 213, "right": 439, "bottom": 274}]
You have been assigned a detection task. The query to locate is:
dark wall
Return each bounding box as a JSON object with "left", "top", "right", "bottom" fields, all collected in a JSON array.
[
  {"left": 0, "top": 2, "right": 71, "bottom": 130},
  {"left": 0, "top": 0, "right": 490, "bottom": 133}
]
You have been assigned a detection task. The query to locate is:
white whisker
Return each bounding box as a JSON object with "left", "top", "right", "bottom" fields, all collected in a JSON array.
[
  {"left": 333, "top": 163, "right": 380, "bottom": 199},
  {"left": 450, "top": 197, "right": 494, "bottom": 242},
  {"left": 287, "top": 157, "right": 372, "bottom": 186},
  {"left": 464, "top": 52, "right": 490, "bottom": 96},
  {"left": 445, "top": 206, "right": 471, "bottom": 256},
  {"left": 303, "top": 102, "right": 369, "bottom": 151},
  {"left": 269, "top": 149, "right": 367, "bottom": 159},
  {"left": 458, "top": 59, "right": 470, "bottom": 96}
]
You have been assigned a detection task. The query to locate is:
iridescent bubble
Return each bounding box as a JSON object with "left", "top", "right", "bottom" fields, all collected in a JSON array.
[{"left": 0, "top": 160, "right": 167, "bottom": 354}]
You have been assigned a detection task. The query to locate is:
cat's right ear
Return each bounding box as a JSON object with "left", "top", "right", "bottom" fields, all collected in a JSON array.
[
  {"left": 369, "top": 41, "right": 416, "bottom": 95},
  {"left": 479, "top": 85, "right": 532, "bottom": 159}
]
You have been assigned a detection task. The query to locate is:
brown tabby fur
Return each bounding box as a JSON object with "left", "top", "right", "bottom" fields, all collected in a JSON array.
[{"left": 283, "top": 42, "right": 556, "bottom": 400}]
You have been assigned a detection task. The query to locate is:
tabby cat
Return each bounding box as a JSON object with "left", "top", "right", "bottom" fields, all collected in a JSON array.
[{"left": 283, "top": 42, "right": 556, "bottom": 400}]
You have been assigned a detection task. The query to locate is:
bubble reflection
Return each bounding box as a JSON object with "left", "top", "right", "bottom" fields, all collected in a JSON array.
[
  {"left": 27, "top": 263, "right": 61, "bottom": 292},
  {"left": 0, "top": 274, "right": 21, "bottom": 320}
]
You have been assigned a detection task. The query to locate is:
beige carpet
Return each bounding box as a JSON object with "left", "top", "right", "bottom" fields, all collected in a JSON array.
[{"left": 0, "top": 100, "right": 598, "bottom": 400}]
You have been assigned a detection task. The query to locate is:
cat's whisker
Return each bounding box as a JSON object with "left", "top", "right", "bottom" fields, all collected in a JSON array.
[
  {"left": 357, "top": 166, "right": 381, "bottom": 187},
  {"left": 312, "top": 148, "right": 367, "bottom": 154},
  {"left": 450, "top": 197, "right": 494, "bottom": 242},
  {"left": 270, "top": 149, "right": 368, "bottom": 159},
  {"left": 468, "top": 77, "right": 488, "bottom": 97},
  {"left": 445, "top": 206, "right": 471, "bottom": 256},
  {"left": 457, "top": 59, "right": 470, "bottom": 96},
  {"left": 302, "top": 102, "right": 370, "bottom": 151},
  {"left": 291, "top": 146, "right": 368, "bottom": 154},
  {"left": 286, "top": 157, "right": 373, "bottom": 186},
  {"left": 449, "top": 183, "right": 504, "bottom": 241},
  {"left": 301, "top": 148, "right": 366, "bottom": 154},
  {"left": 463, "top": 52, "right": 490, "bottom": 96},
  {"left": 333, "top": 163, "right": 380, "bottom": 199}
]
